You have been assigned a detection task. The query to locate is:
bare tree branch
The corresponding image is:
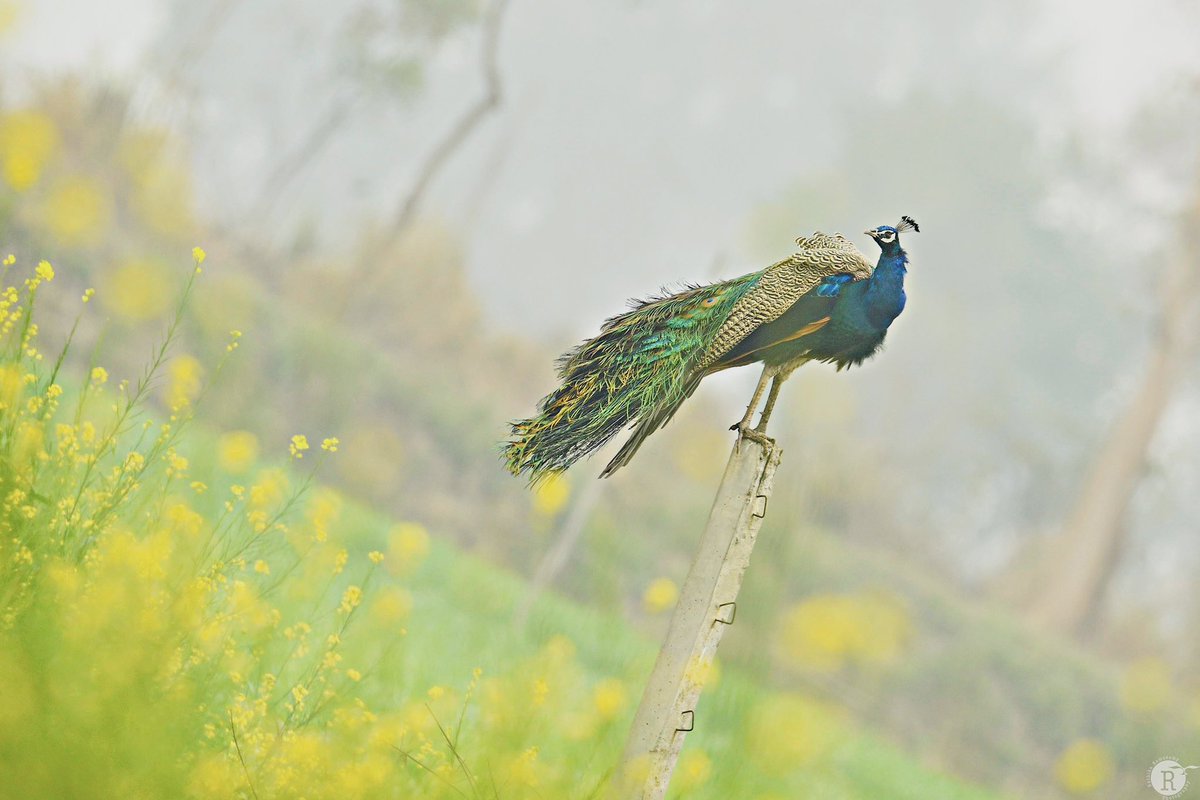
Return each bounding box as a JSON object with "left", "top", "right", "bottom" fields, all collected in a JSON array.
[
  {"left": 351, "top": 0, "right": 511, "bottom": 285},
  {"left": 250, "top": 91, "right": 360, "bottom": 221}
]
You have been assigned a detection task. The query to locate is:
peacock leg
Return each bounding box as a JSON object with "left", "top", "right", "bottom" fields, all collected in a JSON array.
[
  {"left": 731, "top": 367, "right": 771, "bottom": 432},
  {"left": 731, "top": 367, "right": 775, "bottom": 446},
  {"left": 754, "top": 375, "right": 785, "bottom": 434}
]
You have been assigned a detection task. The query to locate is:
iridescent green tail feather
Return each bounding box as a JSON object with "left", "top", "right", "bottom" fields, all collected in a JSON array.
[{"left": 503, "top": 275, "right": 760, "bottom": 482}]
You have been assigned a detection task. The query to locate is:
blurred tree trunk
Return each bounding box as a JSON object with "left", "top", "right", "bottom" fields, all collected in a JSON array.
[
  {"left": 361, "top": 0, "right": 511, "bottom": 279},
  {"left": 1022, "top": 197, "right": 1200, "bottom": 636}
]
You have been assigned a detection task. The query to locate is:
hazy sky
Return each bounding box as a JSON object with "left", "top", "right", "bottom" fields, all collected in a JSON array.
[
  {"left": 8, "top": 0, "right": 1197, "bottom": 131},
  {"left": 5, "top": 0, "right": 1198, "bottom": 337}
]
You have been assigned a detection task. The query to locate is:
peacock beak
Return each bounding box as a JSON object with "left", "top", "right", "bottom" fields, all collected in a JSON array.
[{"left": 864, "top": 229, "right": 877, "bottom": 237}]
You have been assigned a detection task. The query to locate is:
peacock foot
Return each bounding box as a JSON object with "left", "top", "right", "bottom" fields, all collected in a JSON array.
[{"left": 730, "top": 423, "right": 775, "bottom": 449}]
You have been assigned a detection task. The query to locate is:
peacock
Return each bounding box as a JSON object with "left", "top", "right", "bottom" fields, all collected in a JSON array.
[{"left": 503, "top": 216, "right": 919, "bottom": 481}]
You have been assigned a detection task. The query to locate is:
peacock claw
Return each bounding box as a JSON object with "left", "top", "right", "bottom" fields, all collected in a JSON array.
[{"left": 731, "top": 424, "right": 774, "bottom": 449}]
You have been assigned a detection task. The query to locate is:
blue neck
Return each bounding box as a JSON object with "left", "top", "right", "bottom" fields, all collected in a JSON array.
[{"left": 863, "top": 246, "right": 908, "bottom": 329}]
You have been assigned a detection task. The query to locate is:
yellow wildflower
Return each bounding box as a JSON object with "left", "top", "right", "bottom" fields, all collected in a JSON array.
[
  {"left": 532, "top": 473, "right": 569, "bottom": 517},
  {"left": 166, "top": 449, "right": 189, "bottom": 477},
  {"left": 369, "top": 587, "right": 412, "bottom": 625},
  {"left": 192, "top": 246, "right": 206, "bottom": 264},
  {"left": 368, "top": 551, "right": 384, "bottom": 564},
  {"left": 321, "top": 437, "right": 339, "bottom": 452},
  {"left": 166, "top": 355, "right": 203, "bottom": 411},
  {"left": 290, "top": 434, "right": 309, "bottom": 459},
  {"left": 338, "top": 585, "right": 362, "bottom": 613},
  {"left": 780, "top": 591, "right": 911, "bottom": 671},
  {"left": 531, "top": 677, "right": 549, "bottom": 706},
  {"left": 746, "top": 693, "right": 845, "bottom": 774},
  {"left": 90, "top": 367, "right": 108, "bottom": 385},
  {"left": 0, "top": 110, "right": 58, "bottom": 191},
  {"left": 1055, "top": 739, "right": 1114, "bottom": 794},
  {"left": 249, "top": 469, "right": 287, "bottom": 509},
  {"left": 642, "top": 577, "right": 679, "bottom": 614},
  {"left": 104, "top": 260, "right": 171, "bottom": 322},
  {"left": 254, "top": 560, "right": 270, "bottom": 575},
  {"left": 34, "top": 260, "right": 54, "bottom": 282},
  {"left": 43, "top": 177, "right": 110, "bottom": 246},
  {"left": 386, "top": 522, "right": 430, "bottom": 574},
  {"left": 593, "top": 678, "right": 628, "bottom": 721},
  {"left": 346, "top": 669, "right": 362, "bottom": 682},
  {"left": 507, "top": 746, "right": 540, "bottom": 788},
  {"left": 677, "top": 749, "right": 712, "bottom": 790},
  {"left": 217, "top": 431, "right": 258, "bottom": 474},
  {"left": 81, "top": 287, "right": 94, "bottom": 303}
]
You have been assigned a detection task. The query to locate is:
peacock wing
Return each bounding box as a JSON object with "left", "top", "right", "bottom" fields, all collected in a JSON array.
[{"left": 697, "top": 238, "right": 873, "bottom": 369}]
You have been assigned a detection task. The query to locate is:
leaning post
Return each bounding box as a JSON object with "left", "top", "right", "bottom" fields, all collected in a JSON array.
[{"left": 615, "top": 436, "right": 782, "bottom": 799}]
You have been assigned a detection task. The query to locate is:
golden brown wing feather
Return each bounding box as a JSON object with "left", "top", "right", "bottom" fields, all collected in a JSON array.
[{"left": 696, "top": 233, "right": 873, "bottom": 369}]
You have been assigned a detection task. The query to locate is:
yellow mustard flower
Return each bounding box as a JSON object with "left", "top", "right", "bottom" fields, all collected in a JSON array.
[
  {"left": 532, "top": 473, "right": 569, "bottom": 517},
  {"left": 338, "top": 585, "right": 362, "bottom": 614},
  {"left": 642, "top": 577, "right": 679, "bottom": 614},
  {"left": 0, "top": 110, "right": 58, "bottom": 191},
  {"left": 43, "top": 177, "right": 111, "bottom": 246},
  {"left": 593, "top": 678, "right": 628, "bottom": 721},
  {"left": 677, "top": 749, "right": 713, "bottom": 791},
  {"left": 745, "top": 693, "right": 845, "bottom": 774},
  {"left": 1054, "top": 739, "right": 1114, "bottom": 794},
  {"left": 217, "top": 430, "right": 258, "bottom": 474},
  {"left": 103, "top": 260, "right": 171, "bottom": 322},
  {"left": 166, "top": 355, "right": 203, "bottom": 411},
  {"left": 289, "top": 434, "right": 309, "bottom": 459},
  {"left": 386, "top": 522, "right": 430, "bottom": 574},
  {"left": 369, "top": 587, "right": 412, "bottom": 625}
]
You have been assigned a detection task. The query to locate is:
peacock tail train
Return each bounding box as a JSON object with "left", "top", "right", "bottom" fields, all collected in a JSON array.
[{"left": 503, "top": 274, "right": 761, "bottom": 482}]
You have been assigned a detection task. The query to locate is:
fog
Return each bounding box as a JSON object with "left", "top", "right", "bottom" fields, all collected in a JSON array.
[{"left": 2, "top": 1, "right": 1199, "bottom": 797}]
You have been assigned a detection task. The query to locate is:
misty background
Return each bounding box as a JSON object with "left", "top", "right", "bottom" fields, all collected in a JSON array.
[{"left": 3, "top": 0, "right": 1200, "bottom": 796}]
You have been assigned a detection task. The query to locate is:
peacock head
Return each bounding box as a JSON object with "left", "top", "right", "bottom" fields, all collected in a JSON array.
[{"left": 865, "top": 216, "right": 919, "bottom": 252}]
